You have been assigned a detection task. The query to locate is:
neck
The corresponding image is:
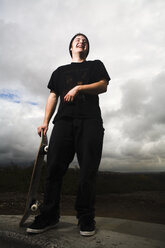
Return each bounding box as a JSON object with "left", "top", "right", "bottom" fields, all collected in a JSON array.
[{"left": 72, "top": 52, "right": 86, "bottom": 63}]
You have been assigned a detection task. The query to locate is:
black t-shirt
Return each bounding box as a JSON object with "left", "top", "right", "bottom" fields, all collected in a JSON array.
[{"left": 47, "top": 60, "right": 110, "bottom": 122}]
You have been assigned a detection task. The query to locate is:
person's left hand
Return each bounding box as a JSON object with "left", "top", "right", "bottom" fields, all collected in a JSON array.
[{"left": 64, "top": 86, "right": 79, "bottom": 102}]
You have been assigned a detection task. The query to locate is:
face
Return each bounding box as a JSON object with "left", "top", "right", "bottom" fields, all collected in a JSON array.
[{"left": 70, "top": 35, "right": 88, "bottom": 57}]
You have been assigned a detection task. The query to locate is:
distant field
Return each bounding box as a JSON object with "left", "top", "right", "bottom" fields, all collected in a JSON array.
[{"left": 0, "top": 164, "right": 165, "bottom": 194}]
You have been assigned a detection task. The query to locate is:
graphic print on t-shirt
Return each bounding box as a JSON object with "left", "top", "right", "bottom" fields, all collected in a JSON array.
[{"left": 62, "top": 68, "right": 90, "bottom": 102}]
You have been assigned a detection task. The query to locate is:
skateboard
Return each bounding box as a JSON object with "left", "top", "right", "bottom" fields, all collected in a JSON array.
[{"left": 19, "top": 129, "right": 48, "bottom": 226}]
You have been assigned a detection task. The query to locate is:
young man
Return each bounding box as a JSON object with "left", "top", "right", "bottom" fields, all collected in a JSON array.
[{"left": 27, "top": 33, "right": 110, "bottom": 236}]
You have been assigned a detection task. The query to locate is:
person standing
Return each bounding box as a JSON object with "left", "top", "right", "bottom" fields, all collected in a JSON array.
[{"left": 27, "top": 33, "right": 110, "bottom": 236}]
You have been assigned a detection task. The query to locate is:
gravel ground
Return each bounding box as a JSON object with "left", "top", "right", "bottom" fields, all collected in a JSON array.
[{"left": 0, "top": 191, "right": 165, "bottom": 224}]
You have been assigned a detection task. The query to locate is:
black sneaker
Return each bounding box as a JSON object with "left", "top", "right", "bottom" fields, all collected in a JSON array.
[
  {"left": 26, "top": 215, "right": 59, "bottom": 234},
  {"left": 78, "top": 218, "right": 96, "bottom": 236}
]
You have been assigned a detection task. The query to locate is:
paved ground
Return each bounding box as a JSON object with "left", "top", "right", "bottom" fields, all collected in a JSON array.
[{"left": 0, "top": 215, "right": 165, "bottom": 248}]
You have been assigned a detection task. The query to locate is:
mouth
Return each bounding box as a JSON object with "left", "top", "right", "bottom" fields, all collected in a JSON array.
[
  {"left": 76, "top": 43, "right": 86, "bottom": 48},
  {"left": 76, "top": 45, "right": 84, "bottom": 48}
]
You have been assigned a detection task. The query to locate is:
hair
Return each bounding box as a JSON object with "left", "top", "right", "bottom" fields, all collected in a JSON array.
[{"left": 69, "top": 33, "right": 90, "bottom": 58}]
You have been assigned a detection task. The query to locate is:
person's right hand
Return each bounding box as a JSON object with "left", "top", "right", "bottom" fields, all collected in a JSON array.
[{"left": 37, "top": 124, "right": 48, "bottom": 137}]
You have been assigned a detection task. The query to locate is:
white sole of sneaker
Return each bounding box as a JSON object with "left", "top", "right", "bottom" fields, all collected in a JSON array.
[
  {"left": 26, "top": 223, "right": 59, "bottom": 234},
  {"left": 80, "top": 230, "right": 95, "bottom": 236}
]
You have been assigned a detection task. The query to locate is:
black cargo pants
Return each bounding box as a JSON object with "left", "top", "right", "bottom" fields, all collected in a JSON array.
[{"left": 41, "top": 118, "right": 104, "bottom": 221}]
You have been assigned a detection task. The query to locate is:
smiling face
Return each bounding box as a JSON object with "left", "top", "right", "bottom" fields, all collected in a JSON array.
[{"left": 69, "top": 34, "right": 89, "bottom": 58}]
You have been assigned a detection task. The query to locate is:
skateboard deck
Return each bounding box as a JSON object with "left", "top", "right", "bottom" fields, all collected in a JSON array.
[{"left": 19, "top": 130, "right": 48, "bottom": 226}]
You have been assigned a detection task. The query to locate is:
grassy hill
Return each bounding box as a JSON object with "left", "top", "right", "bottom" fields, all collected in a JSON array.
[{"left": 0, "top": 164, "right": 165, "bottom": 194}]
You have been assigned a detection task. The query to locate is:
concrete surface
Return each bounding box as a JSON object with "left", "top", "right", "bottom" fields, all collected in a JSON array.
[{"left": 0, "top": 215, "right": 165, "bottom": 248}]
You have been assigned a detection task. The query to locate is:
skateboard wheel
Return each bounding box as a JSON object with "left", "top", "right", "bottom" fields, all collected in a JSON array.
[
  {"left": 31, "top": 204, "right": 38, "bottom": 211},
  {"left": 31, "top": 201, "right": 40, "bottom": 212},
  {"left": 44, "top": 145, "right": 48, "bottom": 153}
]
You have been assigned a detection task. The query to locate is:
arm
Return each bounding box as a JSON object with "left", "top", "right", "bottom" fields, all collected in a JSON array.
[
  {"left": 64, "top": 79, "right": 108, "bottom": 102},
  {"left": 37, "top": 91, "right": 58, "bottom": 136}
]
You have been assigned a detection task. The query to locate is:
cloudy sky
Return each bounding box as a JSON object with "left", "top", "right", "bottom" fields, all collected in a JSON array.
[{"left": 0, "top": 0, "right": 165, "bottom": 172}]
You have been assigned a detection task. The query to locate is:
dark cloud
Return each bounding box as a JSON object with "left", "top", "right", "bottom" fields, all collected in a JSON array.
[{"left": 102, "top": 72, "right": 165, "bottom": 171}]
